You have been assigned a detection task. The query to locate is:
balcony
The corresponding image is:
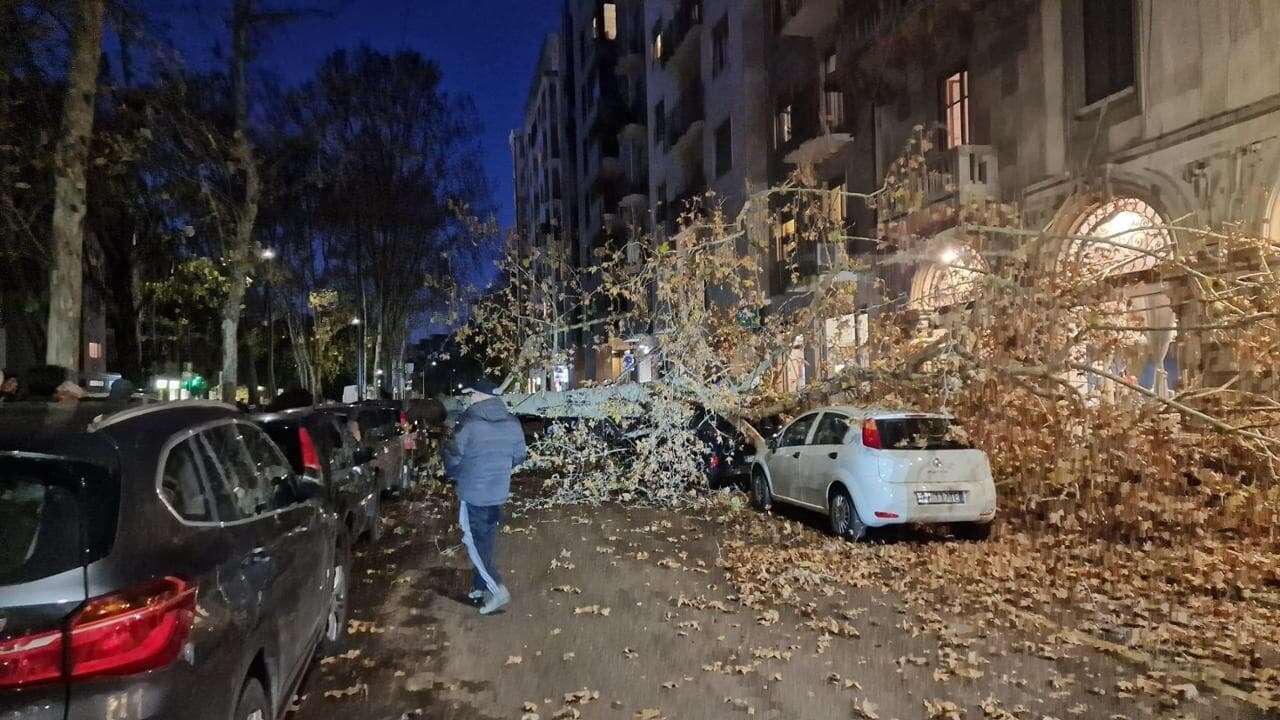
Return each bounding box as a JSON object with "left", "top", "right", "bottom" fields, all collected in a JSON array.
[
  {"left": 882, "top": 144, "right": 1000, "bottom": 235},
  {"left": 776, "top": 0, "right": 840, "bottom": 37},
  {"left": 665, "top": 84, "right": 705, "bottom": 153},
  {"left": 620, "top": 173, "right": 649, "bottom": 209},
  {"left": 661, "top": 0, "right": 703, "bottom": 69}
]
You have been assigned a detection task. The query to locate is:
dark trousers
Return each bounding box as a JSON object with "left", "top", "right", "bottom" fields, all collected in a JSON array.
[{"left": 460, "top": 501, "right": 503, "bottom": 594}]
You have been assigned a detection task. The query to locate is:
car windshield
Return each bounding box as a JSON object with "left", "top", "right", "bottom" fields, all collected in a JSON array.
[
  {"left": 876, "top": 417, "right": 971, "bottom": 450},
  {"left": 0, "top": 456, "right": 118, "bottom": 585}
]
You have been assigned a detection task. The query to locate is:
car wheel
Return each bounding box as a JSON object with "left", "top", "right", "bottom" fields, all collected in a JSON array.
[
  {"left": 232, "top": 677, "right": 269, "bottom": 720},
  {"left": 953, "top": 521, "right": 992, "bottom": 542},
  {"left": 828, "top": 487, "right": 866, "bottom": 541},
  {"left": 321, "top": 541, "right": 351, "bottom": 652},
  {"left": 750, "top": 469, "right": 773, "bottom": 512}
]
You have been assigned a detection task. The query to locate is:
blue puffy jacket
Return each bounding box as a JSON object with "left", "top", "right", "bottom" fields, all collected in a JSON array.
[{"left": 443, "top": 397, "right": 527, "bottom": 506}]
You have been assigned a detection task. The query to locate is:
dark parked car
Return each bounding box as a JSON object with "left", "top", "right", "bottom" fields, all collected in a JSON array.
[
  {"left": 351, "top": 401, "right": 411, "bottom": 496},
  {"left": 0, "top": 401, "right": 343, "bottom": 720},
  {"left": 689, "top": 409, "right": 755, "bottom": 488},
  {"left": 252, "top": 406, "right": 383, "bottom": 546}
]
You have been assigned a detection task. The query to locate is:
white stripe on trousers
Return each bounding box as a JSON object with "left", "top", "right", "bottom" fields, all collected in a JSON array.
[{"left": 459, "top": 502, "right": 500, "bottom": 595}]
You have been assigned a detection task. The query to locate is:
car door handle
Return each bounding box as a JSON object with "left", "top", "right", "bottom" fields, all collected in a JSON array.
[
  {"left": 828, "top": 452, "right": 838, "bottom": 460},
  {"left": 791, "top": 451, "right": 801, "bottom": 459}
]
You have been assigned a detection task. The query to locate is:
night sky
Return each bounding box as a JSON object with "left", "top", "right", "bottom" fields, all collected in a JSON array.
[{"left": 170, "top": 0, "right": 562, "bottom": 231}]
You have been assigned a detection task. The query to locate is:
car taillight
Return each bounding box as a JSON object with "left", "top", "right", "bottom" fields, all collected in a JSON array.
[
  {"left": 861, "top": 419, "right": 882, "bottom": 449},
  {"left": 298, "top": 427, "right": 322, "bottom": 475},
  {"left": 399, "top": 411, "right": 408, "bottom": 427},
  {"left": 0, "top": 577, "right": 196, "bottom": 689}
]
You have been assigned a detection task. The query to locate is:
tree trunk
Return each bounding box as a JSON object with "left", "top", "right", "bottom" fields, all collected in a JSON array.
[
  {"left": 45, "top": 0, "right": 105, "bottom": 370},
  {"left": 219, "top": 0, "right": 261, "bottom": 401}
]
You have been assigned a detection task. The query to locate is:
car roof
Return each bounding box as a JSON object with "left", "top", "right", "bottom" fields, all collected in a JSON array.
[
  {"left": 0, "top": 400, "right": 238, "bottom": 468},
  {"left": 808, "top": 405, "right": 952, "bottom": 420}
]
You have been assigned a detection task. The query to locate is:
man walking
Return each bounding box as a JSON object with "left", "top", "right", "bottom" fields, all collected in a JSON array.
[{"left": 443, "top": 379, "right": 527, "bottom": 615}]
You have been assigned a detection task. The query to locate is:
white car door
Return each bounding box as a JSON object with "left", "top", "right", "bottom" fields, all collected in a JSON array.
[
  {"left": 768, "top": 413, "right": 819, "bottom": 501},
  {"left": 799, "top": 412, "right": 852, "bottom": 507}
]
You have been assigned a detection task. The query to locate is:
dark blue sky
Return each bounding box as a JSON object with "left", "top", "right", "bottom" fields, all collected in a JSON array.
[
  {"left": 264, "top": 1, "right": 560, "bottom": 229},
  {"left": 175, "top": 0, "right": 561, "bottom": 230}
]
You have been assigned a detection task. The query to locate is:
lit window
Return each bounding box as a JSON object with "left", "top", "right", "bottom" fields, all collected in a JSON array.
[
  {"left": 603, "top": 3, "right": 617, "bottom": 40},
  {"left": 822, "top": 53, "right": 844, "bottom": 129},
  {"left": 942, "top": 70, "right": 969, "bottom": 148},
  {"left": 88, "top": 341, "right": 102, "bottom": 359},
  {"left": 775, "top": 104, "right": 793, "bottom": 148}
]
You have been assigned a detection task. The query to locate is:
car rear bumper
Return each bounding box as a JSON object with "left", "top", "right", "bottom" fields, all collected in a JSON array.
[
  {"left": 0, "top": 662, "right": 228, "bottom": 720},
  {"left": 862, "top": 480, "right": 997, "bottom": 527}
]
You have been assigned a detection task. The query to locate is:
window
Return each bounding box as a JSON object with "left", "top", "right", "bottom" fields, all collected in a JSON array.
[
  {"left": 1082, "top": 0, "right": 1135, "bottom": 104},
  {"left": 775, "top": 103, "right": 793, "bottom": 148},
  {"left": 942, "top": 70, "right": 969, "bottom": 148},
  {"left": 199, "top": 423, "right": 275, "bottom": 520},
  {"left": 240, "top": 424, "right": 294, "bottom": 487},
  {"left": 603, "top": 3, "right": 618, "bottom": 40},
  {"left": 653, "top": 99, "right": 666, "bottom": 148},
  {"left": 87, "top": 341, "right": 102, "bottom": 359},
  {"left": 712, "top": 15, "right": 729, "bottom": 77},
  {"left": 714, "top": 118, "right": 732, "bottom": 177},
  {"left": 811, "top": 414, "right": 851, "bottom": 446},
  {"left": 160, "top": 438, "right": 214, "bottom": 522},
  {"left": 780, "top": 414, "right": 817, "bottom": 447},
  {"left": 821, "top": 53, "right": 844, "bottom": 130},
  {"left": 652, "top": 22, "right": 664, "bottom": 62}
]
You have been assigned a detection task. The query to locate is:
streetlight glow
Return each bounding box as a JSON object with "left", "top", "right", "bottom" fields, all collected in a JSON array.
[
  {"left": 259, "top": 247, "right": 276, "bottom": 260},
  {"left": 350, "top": 317, "right": 362, "bottom": 326},
  {"left": 939, "top": 247, "right": 959, "bottom": 265}
]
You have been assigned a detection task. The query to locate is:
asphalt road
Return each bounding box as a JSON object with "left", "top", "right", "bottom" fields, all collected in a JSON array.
[{"left": 287, "top": 481, "right": 1269, "bottom": 720}]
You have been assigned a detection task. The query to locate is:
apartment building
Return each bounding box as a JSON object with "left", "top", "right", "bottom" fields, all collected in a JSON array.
[
  {"left": 510, "top": 34, "right": 576, "bottom": 391},
  {"left": 560, "top": 0, "right": 652, "bottom": 382},
  {"left": 514, "top": 0, "right": 1280, "bottom": 393},
  {"left": 759, "top": 0, "right": 1280, "bottom": 397}
]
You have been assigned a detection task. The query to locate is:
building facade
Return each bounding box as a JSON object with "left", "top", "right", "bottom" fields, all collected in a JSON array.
[{"left": 513, "top": 0, "right": 1280, "bottom": 393}]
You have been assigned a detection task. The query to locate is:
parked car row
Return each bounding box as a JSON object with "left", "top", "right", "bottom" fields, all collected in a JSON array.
[{"left": 0, "top": 398, "right": 418, "bottom": 720}]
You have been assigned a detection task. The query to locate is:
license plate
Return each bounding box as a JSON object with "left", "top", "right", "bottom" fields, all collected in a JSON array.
[{"left": 916, "top": 490, "right": 965, "bottom": 505}]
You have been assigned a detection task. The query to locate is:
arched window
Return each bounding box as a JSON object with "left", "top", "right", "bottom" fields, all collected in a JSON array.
[
  {"left": 1064, "top": 197, "right": 1172, "bottom": 279},
  {"left": 910, "top": 245, "right": 988, "bottom": 312}
]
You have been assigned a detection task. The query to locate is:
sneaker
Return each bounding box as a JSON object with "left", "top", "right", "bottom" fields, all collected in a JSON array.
[
  {"left": 478, "top": 585, "right": 511, "bottom": 615},
  {"left": 466, "top": 589, "right": 484, "bottom": 603}
]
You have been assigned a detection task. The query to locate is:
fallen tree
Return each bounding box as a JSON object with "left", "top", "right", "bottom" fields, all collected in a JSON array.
[{"left": 460, "top": 133, "right": 1280, "bottom": 543}]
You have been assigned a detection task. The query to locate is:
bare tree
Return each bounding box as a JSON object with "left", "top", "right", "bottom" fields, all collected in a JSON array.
[{"left": 44, "top": 0, "right": 105, "bottom": 369}]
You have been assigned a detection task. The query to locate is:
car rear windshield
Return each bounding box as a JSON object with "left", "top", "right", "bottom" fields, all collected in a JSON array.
[
  {"left": 0, "top": 456, "right": 119, "bottom": 585},
  {"left": 876, "top": 418, "right": 971, "bottom": 450}
]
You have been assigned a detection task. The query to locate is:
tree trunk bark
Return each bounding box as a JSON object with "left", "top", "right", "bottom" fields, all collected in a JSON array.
[
  {"left": 45, "top": 0, "right": 105, "bottom": 370},
  {"left": 219, "top": 0, "right": 261, "bottom": 401}
]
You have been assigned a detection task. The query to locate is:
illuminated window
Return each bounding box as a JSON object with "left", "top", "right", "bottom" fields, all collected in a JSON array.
[
  {"left": 652, "top": 22, "right": 663, "bottom": 62},
  {"left": 775, "top": 104, "right": 793, "bottom": 148},
  {"left": 603, "top": 4, "right": 617, "bottom": 40},
  {"left": 88, "top": 341, "right": 102, "bottom": 359},
  {"left": 1066, "top": 197, "right": 1171, "bottom": 278},
  {"left": 822, "top": 53, "right": 844, "bottom": 130},
  {"left": 942, "top": 70, "right": 969, "bottom": 148}
]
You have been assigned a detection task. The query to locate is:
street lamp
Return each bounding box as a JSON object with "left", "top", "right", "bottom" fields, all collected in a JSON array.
[
  {"left": 939, "top": 247, "right": 959, "bottom": 266},
  {"left": 259, "top": 247, "right": 277, "bottom": 261}
]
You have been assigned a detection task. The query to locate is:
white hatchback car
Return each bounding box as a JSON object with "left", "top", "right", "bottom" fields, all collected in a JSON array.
[{"left": 750, "top": 406, "right": 997, "bottom": 540}]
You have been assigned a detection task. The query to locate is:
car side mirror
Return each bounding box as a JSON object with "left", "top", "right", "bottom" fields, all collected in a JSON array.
[
  {"left": 353, "top": 447, "right": 375, "bottom": 465},
  {"left": 767, "top": 434, "right": 779, "bottom": 452}
]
